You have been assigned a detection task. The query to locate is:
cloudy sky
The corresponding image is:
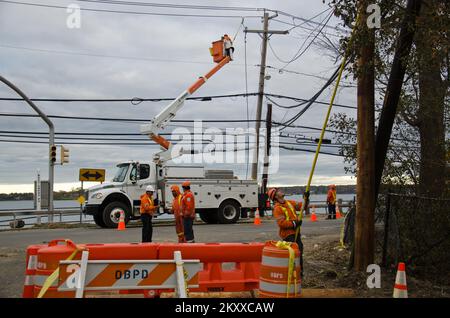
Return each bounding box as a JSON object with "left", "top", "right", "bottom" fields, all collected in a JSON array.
[{"left": 0, "top": 0, "right": 358, "bottom": 193}]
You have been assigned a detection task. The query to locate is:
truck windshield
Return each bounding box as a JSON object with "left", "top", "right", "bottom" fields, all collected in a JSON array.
[{"left": 112, "top": 164, "right": 129, "bottom": 182}]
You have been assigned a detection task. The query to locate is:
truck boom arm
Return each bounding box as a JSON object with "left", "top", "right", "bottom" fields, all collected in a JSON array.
[{"left": 140, "top": 35, "right": 234, "bottom": 157}]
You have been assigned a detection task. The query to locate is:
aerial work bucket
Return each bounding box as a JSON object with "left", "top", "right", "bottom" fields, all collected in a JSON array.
[{"left": 210, "top": 39, "right": 225, "bottom": 63}]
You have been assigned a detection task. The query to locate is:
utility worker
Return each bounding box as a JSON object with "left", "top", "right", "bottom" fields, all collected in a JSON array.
[
  {"left": 170, "top": 185, "right": 185, "bottom": 243},
  {"left": 140, "top": 185, "right": 158, "bottom": 243},
  {"left": 181, "top": 181, "right": 196, "bottom": 243},
  {"left": 223, "top": 34, "right": 234, "bottom": 59},
  {"left": 267, "top": 187, "right": 304, "bottom": 277},
  {"left": 326, "top": 184, "right": 337, "bottom": 220}
]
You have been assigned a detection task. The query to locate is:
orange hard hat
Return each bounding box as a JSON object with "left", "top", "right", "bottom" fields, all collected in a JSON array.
[
  {"left": 170, "top": 185, "right": 180, "bottom": 193},
  {"left": 182, "top": 181, "right": 191, "bottom": 187},
  {"left": 267, "top": 188, "right": 278, "bottom": 201}
]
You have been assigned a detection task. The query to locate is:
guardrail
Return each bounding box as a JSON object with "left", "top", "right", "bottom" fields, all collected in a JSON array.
[{"left": 0, "top": 208, "right": 88, "bottom": 228}]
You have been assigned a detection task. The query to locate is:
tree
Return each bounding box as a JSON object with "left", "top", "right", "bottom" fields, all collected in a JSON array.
[{"left": 329, "top": 0, "right": 449, "bottom": 198}]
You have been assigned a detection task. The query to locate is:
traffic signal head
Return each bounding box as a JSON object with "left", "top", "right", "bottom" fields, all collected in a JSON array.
[
  {"left": 50, "top": 145, "right": 57, "bottom": 163},
  {"left": 61, "top": 145, "right": 69, "bottom": 165}
]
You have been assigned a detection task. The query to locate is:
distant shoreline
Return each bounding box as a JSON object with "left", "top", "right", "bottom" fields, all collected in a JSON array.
[{"left": 0, "top": 185, "right": 357, "bottom": 201}]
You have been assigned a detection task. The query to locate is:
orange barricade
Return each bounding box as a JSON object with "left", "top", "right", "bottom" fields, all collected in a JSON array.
[
  {"left": 28, "top": 241, "right": 265, "bottom": 298},
  {"left": 34, "top": 239, "right": 81, "bottom": 298},
  {"left": 158, "top": 243, "right": 264, "bottom": 293},
  {"left": 259, "top": 241, "right": 301, "bottom": 298},
  {"left": 22, "top": 244, "right": 44, "bottom": 298}
]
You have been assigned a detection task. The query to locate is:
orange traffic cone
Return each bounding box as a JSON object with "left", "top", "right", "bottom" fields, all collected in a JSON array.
[
  {"left": 393, "top": 262, "right": 408, "bottom": 298},
  {"left": 336, "top": 204, "right": 342, "bottom": 219},
  {"left": 311, "top": 205, "right": 318, "bottom": 222},
  {"left": 117, "top": 210, "right": 126, "bottom": 231},
  {"left": 254, "top": 209, "right": 261, "bottom": 226}
]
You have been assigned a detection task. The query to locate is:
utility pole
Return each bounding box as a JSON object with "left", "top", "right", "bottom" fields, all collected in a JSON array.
[
  {"left": 261, "top": 104, "right": 272, "bottom": 216},
  {"left": 354, "top": 0, "right": 375, "bottom": 271},
  {"left": 246, "top": 12, "right": 288, "bottom": 181},
  {"left": 0, "top": 75, "right": 55, "bottom": 222}
]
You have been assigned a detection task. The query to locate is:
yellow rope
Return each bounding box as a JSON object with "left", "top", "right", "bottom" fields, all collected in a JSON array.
[
  {"left": 275, "top": 241, "right": 297, "bottom": 298},
  {"left": 37, "top": 241, "right": 82, "bottom": 298}
]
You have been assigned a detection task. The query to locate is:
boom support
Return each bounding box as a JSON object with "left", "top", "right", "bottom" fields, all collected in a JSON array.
[{"left": 140, "top": 35, "right": 234, "bottom": 164}]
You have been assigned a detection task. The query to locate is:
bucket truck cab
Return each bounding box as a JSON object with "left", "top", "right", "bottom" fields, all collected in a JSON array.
[{"left": 84, "top": 161, "right": 259, "bottom": 228}]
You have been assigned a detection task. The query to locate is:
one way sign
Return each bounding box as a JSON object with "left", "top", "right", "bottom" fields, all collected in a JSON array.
[{"left": 79, "top": 169, "right": 105, "bottom": 182}]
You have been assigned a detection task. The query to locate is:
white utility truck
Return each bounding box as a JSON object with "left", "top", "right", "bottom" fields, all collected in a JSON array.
[
  {"left": 84, "top": 35, "right": 260, "bottom": 228},
  {"left": 84, "top": 161, "right": 258, "bottom": 228}
]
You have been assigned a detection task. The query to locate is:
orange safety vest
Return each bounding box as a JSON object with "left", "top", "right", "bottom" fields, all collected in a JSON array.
[
  {"left": 181, "top": 190, "right": 196, "bottom": 219},
  {"left": 273, "top": 200, "right": 302, "bottom": 239},
  {"left": 327, "top": 189, "right": 336, "bottom": 205},
  {"left": 140, "top": 193, "right": 156, "bottom": 215}
]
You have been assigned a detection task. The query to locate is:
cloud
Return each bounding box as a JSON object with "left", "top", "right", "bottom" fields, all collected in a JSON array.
[{"left": 0, "top": 0, "right": 357, "bottom": 193}]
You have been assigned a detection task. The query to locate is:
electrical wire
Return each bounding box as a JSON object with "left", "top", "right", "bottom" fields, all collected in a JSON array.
[
  {"left": 0, "top": 0, "right": 262, "bottom": 18},
  {"left": 268, "top": 10, "right": 333, "bottom": 65},
  {"left": 0, "top": 92, "right": 358, "bottom": 110}
]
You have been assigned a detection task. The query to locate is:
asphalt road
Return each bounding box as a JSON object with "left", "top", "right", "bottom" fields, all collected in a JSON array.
[{"left": 0, "top": 217, "right": 344, "bottom": 249}]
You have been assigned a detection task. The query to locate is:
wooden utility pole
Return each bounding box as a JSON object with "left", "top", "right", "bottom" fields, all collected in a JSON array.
[
  {"left": 354, "top": 0, "right": 376, "bottom": 271},
  {"left": 246, "top": 13, "right": 288, "bottom": 181}
]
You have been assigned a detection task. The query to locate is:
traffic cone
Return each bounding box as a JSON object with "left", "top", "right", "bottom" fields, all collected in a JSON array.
[
  {"left": 254, "top": 208, "right": 261, "bottom": 226},
  {"left": 336, "top": 204, "right": 342, "bottom": 219},
  {"left": 393, "top": 262, "right": 408, "bottom": 298},
  {"left": 311, "top": 205, "right": 317, "bottom": 222},
  {"left": 117, "top": 210, "right": 126, "bottom": 231}
]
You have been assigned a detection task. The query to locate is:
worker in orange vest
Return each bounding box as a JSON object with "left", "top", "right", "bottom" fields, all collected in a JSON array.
[
  {"left": 267, "top": 187, "right": 304, "bottom": 277},
  {"left": 170, "top": 185, "right": 186, "bottom": 243},
  {"left": 181, "top": 181, "right": 196, "bottom": 243},
  {"left": 326, "top": 184, "right": 337, "bottom": 220},
  {"left": 140, "top": 185, "right": 158, "bottom": 242}
]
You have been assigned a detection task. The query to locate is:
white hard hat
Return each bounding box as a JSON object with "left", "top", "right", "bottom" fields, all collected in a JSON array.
[{"left": 145, "top": 185, "right": 155, "bottom": 192}]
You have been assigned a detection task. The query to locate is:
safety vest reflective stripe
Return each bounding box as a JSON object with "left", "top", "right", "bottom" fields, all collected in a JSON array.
[{"left": 280, "top": 201, "right": 301, "bottom": 221}]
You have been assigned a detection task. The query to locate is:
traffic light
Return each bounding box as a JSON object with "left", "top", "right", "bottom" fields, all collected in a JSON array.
[
  {"left": 60, "top": 145, "right": 70, "bottom": 165},
  {"left": 50, "top": 145, "right": 57, "bottom": 164}
]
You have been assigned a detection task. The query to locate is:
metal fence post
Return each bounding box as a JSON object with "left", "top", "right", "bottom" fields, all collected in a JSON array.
[{"left": 382, "top": 192, "right": 391, "bottom": 267}]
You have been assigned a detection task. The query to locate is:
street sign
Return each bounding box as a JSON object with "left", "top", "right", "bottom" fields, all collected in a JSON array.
[
  {"left": 77, "top": 195, "right": 86, "bottom": 205},
  {"left": 79, "top": 169, "right": 105, "bottom": 182}
]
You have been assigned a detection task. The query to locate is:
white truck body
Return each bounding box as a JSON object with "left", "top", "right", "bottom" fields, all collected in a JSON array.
[{"left": 84, "top": 161, "right": 259, "bottom": 228}]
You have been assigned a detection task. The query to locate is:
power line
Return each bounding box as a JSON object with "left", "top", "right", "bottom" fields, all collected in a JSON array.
[
  {"left": 268, "top": 10, "right": 333, "bottom": 66},
  {"left": 75, "top": 0, "right": 264, "bottom": 12},
  {"left": 0, "top": 0, "right": 262, "bottom": 18},
  {"left": 0, "top": 112, "right": 264, "bottom": 123},
  {"left": 0, "top": 138, "right": 345, "bottom": 157},
  {"left": 0, "top": 92, "right": 358, "bottom": 110},
  {"left": 275, "top": 9, "right": 348, "bottom": 34}
]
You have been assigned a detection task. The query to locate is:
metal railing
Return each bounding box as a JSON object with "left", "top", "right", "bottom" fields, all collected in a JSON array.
[{"left": 0, "top": 207, "right": 88, "bottom": 229}]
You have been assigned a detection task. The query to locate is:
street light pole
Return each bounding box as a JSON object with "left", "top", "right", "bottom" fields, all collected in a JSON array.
[{"left": 0, "top": 75, "right": 55, "bottom": 222}]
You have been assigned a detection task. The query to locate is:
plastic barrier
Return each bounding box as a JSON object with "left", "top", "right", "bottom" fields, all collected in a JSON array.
[
  {"left": 34, "top": 239, "right": 81, "bottom": 298},
  {"left": 28, "top": 241, "right": 264, "bottom": 298},
  {"left": 158, "top": 243, "right": 264, "bottom": 293},
  {"left": 258, "top": 241, "right": 301, "bottom": 298},
  {"left": 22, "top": 244, "right": 44, "bottom": 298}
]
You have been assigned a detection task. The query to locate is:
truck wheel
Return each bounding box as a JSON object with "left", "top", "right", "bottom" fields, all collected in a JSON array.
[
  {"left": 218, "top": 200, "right": 240, "bottom": 224},
  {"left": 102, "top": 201, "right": 130, "bottom": 229},
  {"left": 93, "top": 212, "right": 106, "bottom": 228},
  {"left": 199, "top": 210, "right": 218, "bottom": 224}
]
